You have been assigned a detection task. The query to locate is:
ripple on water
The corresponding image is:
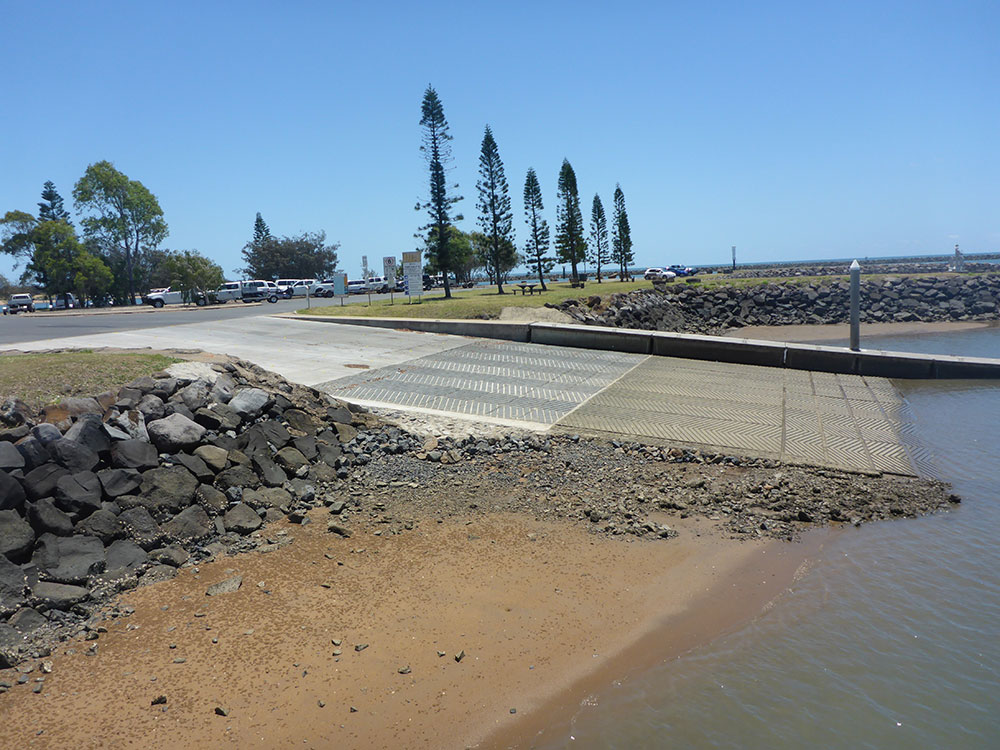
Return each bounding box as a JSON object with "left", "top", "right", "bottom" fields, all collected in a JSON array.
[{"left": 539, "top": 329, "right": 1000, "bottom": 749}]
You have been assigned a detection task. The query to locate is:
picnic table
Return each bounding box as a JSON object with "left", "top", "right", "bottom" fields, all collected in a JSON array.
[{"left": 516, "top": 283, "right": 540, "bottom": 295}]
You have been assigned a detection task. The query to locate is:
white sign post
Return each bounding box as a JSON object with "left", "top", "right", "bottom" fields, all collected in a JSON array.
[
  {"left": 383, "top": 256, "right": 397, "bottom": 289},
  {"left": 402, "top": 251, "right": 422, "bottom": 303},
  {"left": 361, "top": 255, "right": 369, "bottom": 281}
]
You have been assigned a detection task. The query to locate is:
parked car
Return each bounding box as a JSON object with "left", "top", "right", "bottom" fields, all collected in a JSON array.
[
  {"left": 275, "top": 279, "right": 299, "bottom": 296},
  {"left": 643, "top": 267, "right": 665, "bottom": 280},
  {"left": 53, "top": 292, "right": 78, "bottom": 310},
  {"left": 366, "top": 276, "right": 390, "bottom": 293},
  {"left": 214, "top": 282, "right": 244, "bottom": 302},
  {"left": 668, "top": 265, "right": 696, "bottom": 277},
  {"left": 240, "top": 280, "right": 280, "bottom": 303},
  {"left": 346, "top": 280, "right": 367, "bottom": 294},
  {"left": 283, "top": 279, "right": 319, "bottom": 298},
  {"left": 144, "top": 287, "right": 208, "bottom": 308},
  {"left": 6, "top": 294, "right": 35, "bottom": 314},
  {"left": 312, "top": 280, "right": 338, "bottom": 297}
]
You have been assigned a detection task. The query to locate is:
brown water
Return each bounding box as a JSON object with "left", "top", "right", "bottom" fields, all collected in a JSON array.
[{"left": 533, "top": 328, "right": 1000, "bottom": 749}]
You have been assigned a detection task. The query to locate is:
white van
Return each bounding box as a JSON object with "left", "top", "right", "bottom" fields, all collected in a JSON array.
[{"left": 241, "top": 280, "right": 280, "bottom": 303}]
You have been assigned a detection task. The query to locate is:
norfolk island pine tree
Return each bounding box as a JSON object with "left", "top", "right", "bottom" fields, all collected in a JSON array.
[
  {"left": 523, "top": 167, "right": 553, "bottom": 291},
  {"left": 554, "top": 159, "right": 586, "bottom": 284},
  {"left": 476, "top": 125, "right": 516, "bottom": 294},
  {"left": 589, "top": 194, "right": 609, "bottom": 283}
]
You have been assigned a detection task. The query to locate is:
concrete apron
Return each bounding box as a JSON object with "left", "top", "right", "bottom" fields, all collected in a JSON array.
[{"left": 289, "top": 314, "right": 1000, "bottom": 379}]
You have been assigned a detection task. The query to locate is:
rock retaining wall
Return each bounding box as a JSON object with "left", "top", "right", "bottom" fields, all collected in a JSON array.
[{"left": 554, "top": 274, "right": 1000, "bottom": 335}]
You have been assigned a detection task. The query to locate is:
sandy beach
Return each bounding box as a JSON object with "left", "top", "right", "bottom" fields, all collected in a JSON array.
[{"left": 0, "top": 510, "right": 810, "bottom": 749}]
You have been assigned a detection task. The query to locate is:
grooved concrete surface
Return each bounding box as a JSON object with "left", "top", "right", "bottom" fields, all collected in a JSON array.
[
  {"left": 557, "top": 356, "right": 929, "bottom": 476},
  {"left": 316, "top": 340, "right": 642, "bottom": 427},
  {"left": 319, "top": 339, "right": 923, "bottom": 476}
]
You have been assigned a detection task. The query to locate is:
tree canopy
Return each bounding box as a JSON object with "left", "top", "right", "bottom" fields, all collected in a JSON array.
[
  {"left": 73, "top": 161, "right": 168, "bottom": 303},
  {"left": 38, "top": 181, "right": 72, "bottom": 224},
  {"left": 241, "top": 230, "right": 339, "bottom": 280},
  {"left": 554, "top": 159, "right": 586, "bottom": 282},
  {"left": 253, "top": 212, "right": 271, "bottom": 245},
  {"left": 163, "top": 250, "right": 225, "bottom": 302},
  {"left": 522, "top": 168, "right": 553, "bottom": 290},
  {"left": 416, "top": 85, "right": 463, "bottom": 298}
]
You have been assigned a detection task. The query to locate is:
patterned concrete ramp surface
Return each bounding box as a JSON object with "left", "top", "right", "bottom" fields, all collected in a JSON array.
[{"left": 317, "top": 339, "right": 927, "bottom": 476}]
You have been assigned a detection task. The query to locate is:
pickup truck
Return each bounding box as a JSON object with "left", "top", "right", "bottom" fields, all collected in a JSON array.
[
  {"left": 144, "top": 288, "right": 209, "bottom": 308},
  {"left": 5, "top": 294, "right": 35, "bottom": 314}
]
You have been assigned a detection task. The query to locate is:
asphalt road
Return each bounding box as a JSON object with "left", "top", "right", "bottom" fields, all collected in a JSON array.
[{"left": 0, "top": 292, "right": 409, "bottom": 346}]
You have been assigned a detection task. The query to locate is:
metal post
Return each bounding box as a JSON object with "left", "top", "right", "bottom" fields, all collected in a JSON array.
[{"left": 849, "top": 259, "right": 861, "bottom": 351}]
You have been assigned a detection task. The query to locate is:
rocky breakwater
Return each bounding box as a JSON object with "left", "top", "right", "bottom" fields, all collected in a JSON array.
[
  {"left": 0, "top": 358, "right": 384, "bottom": 670},
  {"left": 553, "top": 273, "right": 1000, "bottom": 335}
]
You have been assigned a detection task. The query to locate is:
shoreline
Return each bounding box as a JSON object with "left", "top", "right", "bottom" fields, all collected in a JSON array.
[
  {"left": 726, "top": 319, "right": 997, "bottom": 344},
  {"left": 0, "top": 511, "right": 815, "bottom": 749}
]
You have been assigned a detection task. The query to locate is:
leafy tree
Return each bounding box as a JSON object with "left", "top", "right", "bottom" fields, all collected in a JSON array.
[
  {"left": 611, "top": 184, "right": 634, "bottom": 279},
  {"left": 475, "top": 125, "right": 516, "bottom": 294},
  {"left": 37, "top": 181, "right": 72, "bottom": 225},
  {"left": 589, "top": 194, "right": 609, "bottom": 283},
  {"left": 73, "top": 160, "right": 168, "bottom": 304},
  {"left": 415, "top": 85, "right": 462, "bottom": 299},
  {"left": 522, "top": 168, "right": 553, "bottom": 291},
  {"left": 0, "top": 273, "right": 11, "bottom": 298},
  {"left": 253, "top": 212, "right": 271, "bottom": 245},
  {"left": 472, "top": 231, "right": 519, "bottom": 286},
  {"left": 0, "top": 210, "right": 40, "bottom": 267},
  {"left": 554, "top": 159, "right": 586, "bottom": 283},
  {"left": 241, "top": 231, "right": 339, "bottom": 280},
  {"left": 163, "top": 250, "right": 225, "bottom": 302},
  {"left": 72, "top": 251, "right": 114, "bottom": 303},
  {"left": 23, "top": 220, "right": 112, "bottom": 303},
  {"left": 422, "top": 226, "right": 478, "bottom": 283}
]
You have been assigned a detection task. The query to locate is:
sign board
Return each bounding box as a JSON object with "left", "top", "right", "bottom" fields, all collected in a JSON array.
[
  {"left": 332, "top": 272, "right": 347, "bottom": 296},
  {"left": 382, "top": 256, "right": 397, "bottom": 290},
  {"left": 361, "top": 255, "right": 369, "bottom": 279},
  {"left": 402, "top": 251, "right": 422, "bottom": 298}
]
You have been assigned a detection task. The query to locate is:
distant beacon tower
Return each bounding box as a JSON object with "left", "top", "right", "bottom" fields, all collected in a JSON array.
[{"left": 952, "top": 243, "right": 965, "bottom": 273}]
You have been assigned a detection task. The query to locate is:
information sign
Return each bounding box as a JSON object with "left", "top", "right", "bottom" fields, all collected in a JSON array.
[{"left": 402, "top": 251, "right": 422, "bottom": 298}]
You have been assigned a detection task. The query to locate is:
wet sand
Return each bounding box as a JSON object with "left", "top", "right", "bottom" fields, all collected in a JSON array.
[
  {"left": 727, "top": 319, "right": 997, "bottom": 343},
  {"left": 0, "top": 512, "right": 809, "bottom": 749}
]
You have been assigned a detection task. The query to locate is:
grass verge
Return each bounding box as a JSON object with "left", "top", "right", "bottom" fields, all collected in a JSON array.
[{"left": 0, "top": 351, "right": 181, "bottom": 413}]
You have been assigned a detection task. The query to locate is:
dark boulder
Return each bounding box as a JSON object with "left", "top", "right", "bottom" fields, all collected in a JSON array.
[
  {"left": 118, "top": 507, "right": 165, "bottom": 551},
  {"left": 31, "top": 581, "right": 89, "bottom": 612},
  {"left": 292, "top": 436, "right": 318, "bottom": 461},
  {"left": 97, "top": 468, "right": 142, "bottom": 498},
  {"left": 171, "top": 453, "right": 213, "bottom": 483},
  {"left": 222, "top": 503, "right": 262, "bottom": 534},
  {"left": 104, "top": 539, "right": 148, "bottom": 577},
  {"left": 193, "top": 408, "right": 223, "bottom": 431},
  {"left": 0, "top": 555, "right": 27, "bottom": 616},
  {"left": 0, "top": 441, "right": 25, "bottom": 471},
  {"left": 30, "top": 423, "right": 64, "bottom": 445},
  {"left": 209, "top": 374, "right": 236, "bottom": 404},
  {"left": 15, "top": 437, "right": 52, "bottom": 472},
  {"left": 32, "top": 533, "right": 106, "bottom": 584},
  {"left": 150, "top": 546, "right": 189, "bottom": 567},
  {"left": 54, "top": 471, "right": 102, "bottom": 516},
  {"left": 284, "top": 409, "right": 318, "bottom": 435},
  {"left": 256, "top": 420, "right": 290, "bottom": 447},
  {"left": 274, "top": 447, "right": 308, "bottom": 476},
  {"left": 172, "top": 379, "right": 212, "bottom": 412},
  {"left": 75, "top": 508, "right": 123, "bottom": 543},
  {"left": 146, "top": 413, "right": 206, "bottom": 453},
  {"left": 0, "top": 623, "right": 20, "bottom": 667},
  {"left": 162, "top": 505, "right": 213, "bottom": 542},
  {"left": 193, "top": 445, "right": 228, "bottom": 472},
  {"left": 22, "top": 463, "right": 69, "bottom": 501},
  {"left": 194, "top": 483, "right": 228, "bottom": 515},
  {"left": 229, "top": 388, "right": 272, "bottom": 421},
  {"left": 139, "top": 466, "right": 198, "bottom": 515},
  {"left": 252, "top": 455, "right": 286, "bottom": 488},
  {"left": 115, "top": 386, "right": 143, "bottom": 410},
  {"left": 7, "top": 606, "right": 47, "bottom": 634},
  {"left": 0, "top": 510, "right": 34, "bottom": 562},
  {"left": 214, "top": 463, "right": 259, "bottom": 492},
  {"left": 0, "top": 470, "right": 26, "bottom": 511},
  {"left": 45, "top": 437, "right": 100, "bottom": 473},
  {"left": 110, "top": 440, "right": 158, "bottom": 471},
  {"left": 27, "top": 498, "right": 74, "bottom": 536},
  {"left": 137, "top": 393, "right": 166, "bottom": 421},
  {"left": 326, "top": 405, "right": 353, "bottom": 424},
  {"left": 63, "top": 414, "right": 111, "bottom": 455}
]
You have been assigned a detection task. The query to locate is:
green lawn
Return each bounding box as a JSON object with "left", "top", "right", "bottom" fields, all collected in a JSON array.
[
  {"left": 0, "top": 351, "right": 180, "bottom": 413},
  {"left": 295, "top": 271, "right": 969, "bottom": 321}
]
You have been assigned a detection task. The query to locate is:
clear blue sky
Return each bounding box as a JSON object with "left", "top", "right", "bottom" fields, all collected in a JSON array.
[{"left": 2, "top": 0, "right": 997, "bottom": 282}]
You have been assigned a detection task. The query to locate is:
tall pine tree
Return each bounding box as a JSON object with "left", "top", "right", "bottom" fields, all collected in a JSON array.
[
  {"left": 523, "top": 168, "right": 552, "bottom": 291},
  {"left": 476, "top": 125, "right": 516, "bottom": 294},
  {"left": 611, "top": 184, "right": 634, "bottom": 280},
  {"left": 253, "top": 212, "right": 271, "bottom": 245},
  {"left": 416, "top": 85, "right": 462, "bottom": 299},
  {"left": 38, "top": 181, "right": 72, "bottom": 225},
  {"left": 589, "top": 194, "right": 609, "bottom": 283},
  {"left": 554, "top": 159, "right": 586, "bottom": 284}
]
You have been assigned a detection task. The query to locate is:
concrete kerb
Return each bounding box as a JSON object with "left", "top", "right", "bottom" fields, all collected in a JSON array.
[{"left": 284, "top": 313, "right": 1000, "bottom": 379}]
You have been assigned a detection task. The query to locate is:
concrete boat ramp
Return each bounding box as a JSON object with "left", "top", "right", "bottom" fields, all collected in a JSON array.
[{"left": 6, "top": 314, "right": 974, "bottom": 477}]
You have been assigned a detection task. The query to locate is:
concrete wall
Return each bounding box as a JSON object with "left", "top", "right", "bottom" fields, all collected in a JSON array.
[{"left": 293, "top": 314, "right": 1000, "bottom": 379}]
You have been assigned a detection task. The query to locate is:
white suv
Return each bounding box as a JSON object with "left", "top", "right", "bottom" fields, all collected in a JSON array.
[{"left": 240, "top": 280, "right": 280, "bottom": 303}]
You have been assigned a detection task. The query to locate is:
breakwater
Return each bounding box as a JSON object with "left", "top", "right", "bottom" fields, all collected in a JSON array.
[{"left": 554, "top": 274, "right": 1000, "bottom": 335}]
